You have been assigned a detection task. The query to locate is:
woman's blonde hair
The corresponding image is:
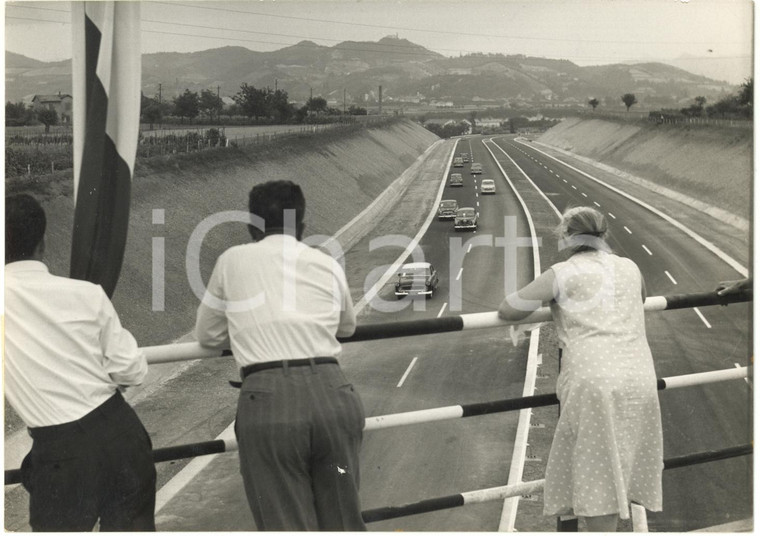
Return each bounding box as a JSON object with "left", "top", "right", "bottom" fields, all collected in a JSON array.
[{"left": 555, "top": 206, "right": 610, "bottom": 255}]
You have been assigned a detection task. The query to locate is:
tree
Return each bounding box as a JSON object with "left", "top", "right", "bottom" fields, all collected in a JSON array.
[
  {"left": 348, "top": 105, "right": 367, "bottom": 115},
  {"left": 306, "top": 96, "right": 328, "bottom": 114},
  {"left": 588, "top": 98, "right": 600, "bottom": 110},
  {"left": 738, "top": 77, "right": 752, "bottom": 108},
  {"left": 680, "top": 96, "right": 707, "bottom": 117},
  {"left": 199, "top": 89, "right": 224, "bottom": 121},
  {"left": 469, "top": 110, "right": 477, "bottom": 125},
  {"left": 621, "top": 93, "right": 637, "bottom": 111},
  {"left": 5, "top": 101, "right": 32, "bottom": 126},
  {"left": 234, "top": 83, "right": 268, "bottom": 120},
  {"left": 267, "top": 88, "right": 293, "bottom": 122},
  {"left": 36, "top": 108, "right": 58, "bottom": 133},
  {"left": 142, "top": 103, "right": 163, "bottom": 130},
  {"left": 173, "top": 89, "right": 200, "bottom": 123}
]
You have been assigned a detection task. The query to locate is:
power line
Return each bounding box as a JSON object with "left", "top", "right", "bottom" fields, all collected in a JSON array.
[{"left": 152, "top": 0, "right": 749, "bottom": 47}]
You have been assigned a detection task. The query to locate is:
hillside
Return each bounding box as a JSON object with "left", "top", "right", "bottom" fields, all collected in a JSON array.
[
  {"left": 31, "top": 119, "right": 439, "bottom": 347},
  {"left": 6, "top": 39, "right": 736, "bottom": 106},
  {"left": 536, "top": 117, "right": 752, "bottom": 223}
]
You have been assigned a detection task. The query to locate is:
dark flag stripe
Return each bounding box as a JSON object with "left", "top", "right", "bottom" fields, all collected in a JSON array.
[{"left": 70, "top": 2, "right": 140, "bottom": 298}]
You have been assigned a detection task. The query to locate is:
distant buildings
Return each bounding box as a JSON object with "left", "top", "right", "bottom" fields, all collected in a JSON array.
[{"left": 30, "top": 93, "right": 73, "bottom": 124}]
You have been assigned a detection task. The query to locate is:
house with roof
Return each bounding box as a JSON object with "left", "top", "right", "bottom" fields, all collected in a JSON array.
[{"left": 31, "top": 92, "right": 73, "bottom": 124}]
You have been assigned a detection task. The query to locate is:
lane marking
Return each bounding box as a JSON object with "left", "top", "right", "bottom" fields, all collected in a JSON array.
[
  {"left": 608, "top": 212, "right": 616, "bottom": 219},
  {"left": 571, "top": 185, "right": 577, "bottom": 190},
  {"left": 467, "top": 244, "right": 472, "bottom": 253},
  {"left": 437, "top": 302, "right": 448, "bottom": 318},
  {"left": 624, "top": 226, "right": 632, "bottom": 234},
  {"left": 562, "top": 179, "right": 568, "bottom": 183},
  {"left": 593, "top": 201, "right": 601, "bottom": 207},
  {"left": 693, "top": 307, "right": 712, "bottom": 328},
  {"left": 397, "top": 357, "right": 419, "bottom": 387},
  {"left": 642, "top": 244, "right": 653, "bottom": 255},
  {"left": 515, "top": 139, "right": 748, "bottom": 277},
  {"left": 664, "top": 270, "right": 678, "bottom": 285},
  {"left": 456, "top": 267, "right": 463, "bottom": 281},
  {"left": 581, "top": 192, "right": 588, "bottom": 198}
]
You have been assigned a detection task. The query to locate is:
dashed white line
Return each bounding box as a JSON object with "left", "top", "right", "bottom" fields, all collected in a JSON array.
[
  {"left": 437, "top": 302, "right": 448, "bottom": 318},
  {"left": 456, "top": 267, "right": 463, "bottom": 281},
  {"left": 477, "top": 201, "right": 480, "bottom": 207},
  {"left": 623, "top": 225, "right": 632, "bottom": 234},
  {"left": 593, "top": 201, "right": 601, "bottom": 207},
  {"left": 664, "top": 270, "right": 678, "bottom": 285},
  {"left": 693, "top": 308, "right": 712, "bottom": 328},
  {"left": 608, "top": 212, "right": 616, "bottom": 219},
  {"left": 571, "top": 185, "right": 577, "bottom": 190},
  {"left": 581, "top": 192, "right": 588, "bottom": 198},
  {"left": 397, "top": 357, "right": 419, "bottom": 387},
  {"left": 467, "top": 244, "right": 472, "bottom": 253},
  {"left": 563, "top": 179, "right": 568, "bottom": 183},
  {"left": 642, "top": 244, "right": 653, "bottom": 255}
]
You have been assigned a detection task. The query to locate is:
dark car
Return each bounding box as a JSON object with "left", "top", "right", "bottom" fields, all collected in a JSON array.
[
  {"left": 438, "top": 199, "right": 459, "bottom": 220},
  {"left": 394, "top": 262, "right": 439, "bottom": 299},
  {"left": 454, "top": 207, "right": 478, "bottom": 231},
  {"left": 449, "top": 173, "right": 463, "bottom": 187}
]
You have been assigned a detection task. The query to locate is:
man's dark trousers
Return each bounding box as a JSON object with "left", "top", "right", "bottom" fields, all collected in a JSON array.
[
  {"left": 235, "top": 361, "right": 366, "bottom": 531},
  {"left": 21, "top": 391, "right": 156, "bottom": 531}
]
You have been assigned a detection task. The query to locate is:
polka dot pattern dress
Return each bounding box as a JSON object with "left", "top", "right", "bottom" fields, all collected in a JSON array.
[{"left": 543, "top": 251, "right": 663, "bottom": 519}]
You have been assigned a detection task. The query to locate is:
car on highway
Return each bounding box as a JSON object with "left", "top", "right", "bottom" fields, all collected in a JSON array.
[
  {"left": 461, "top": 153, "right": 470, "bottom": 163},
  {"left": 454, "top": 207, "right": 478, "bottom": 231},
  {"left": 437, "top": 199, "right": 459, "bottom": 220},
  {"left": 394, "top": 262, "right": 439, "bottom": 299},
  {"left": 453, "top": 157, "right": 464, "bottom": 168},
  {"left": 471, "top": 163, "right": 483, "bottom": 175},
  {"left": 449, "top": 173, "right": 463, "bottom": 187},
  {"left": 480, "top": 179, "right": 496, "bottom": 194}
]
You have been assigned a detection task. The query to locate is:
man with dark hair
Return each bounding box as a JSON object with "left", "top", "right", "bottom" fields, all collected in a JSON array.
[
  {"left": 195, "top": 180, "right": 365, "bottom": 531},
  {"left": 4, "top": 194, "right": 156, "bottom": 531}
]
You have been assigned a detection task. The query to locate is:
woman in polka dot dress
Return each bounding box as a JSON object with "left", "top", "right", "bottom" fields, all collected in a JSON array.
[{"left": 498, "top": 206, "right": 663, "bottom": 532}]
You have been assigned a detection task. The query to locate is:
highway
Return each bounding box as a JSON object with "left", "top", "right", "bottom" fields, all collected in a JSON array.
[
  {"left": 341, "top": 136, "right": 539, "bottom": 531},
  {"left": 486, "top": 135, "right": 752, "bottom": 531},
  {"left": 7, "top": 133, "right": 744, "bottom": 532}
]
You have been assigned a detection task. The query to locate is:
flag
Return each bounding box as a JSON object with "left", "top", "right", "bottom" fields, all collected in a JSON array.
[{"left": 70, "top": 2, "right": 141, "bottom": 298}]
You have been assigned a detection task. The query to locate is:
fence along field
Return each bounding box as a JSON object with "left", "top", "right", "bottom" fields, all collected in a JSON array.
[{"left": 5, "top": 118, "right": 386, "bottom": 179}]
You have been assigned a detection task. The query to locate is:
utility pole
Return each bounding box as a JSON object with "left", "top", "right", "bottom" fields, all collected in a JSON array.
[
  {"left": 343, "top": 88, "right": 346, "bottom": 115},
  {"left": 378, "top": 85, "right": 383, "bottom": 115},
  {"left": 158, "top": 83, "right": 162, "bottom": 104},
  {"left": 275, "top": 78, "right": 278, "bottom": 92}
]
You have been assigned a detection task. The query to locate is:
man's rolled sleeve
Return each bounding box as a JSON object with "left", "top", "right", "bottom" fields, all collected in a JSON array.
[
  {"left": 98, "top": 289, "right": 147, "bottom": 386},
  {"left": 335, "top": 268, "right": 356, "bottom": 338},
  {"left": 195, "top": 260, "right": 231, "bottom": 349}
]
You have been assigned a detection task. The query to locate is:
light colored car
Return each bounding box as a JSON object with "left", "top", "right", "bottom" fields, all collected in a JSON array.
[
  {"left": 449, "top": 173, "right": 463, "bottom": 187},
  {"left": 394, "top": 262, "right": 439, "bottom": 299},
  {"left": 454, "top": 207, "right": 478, "bottom": 231},
  {"left": 438, "top": 199, "right": 459, "bottom": 220},
  {"left": 471, "top": 163, "right": 483, "bottom": 175},
  {"left": 461, "top": 153, "right": 470, "bottom": 163},
  {"left": 480, "top": 179, "right": 496, "bottom": 194},
  {"left": 453, "top": 157, "right": 464, "bottom": 168}
]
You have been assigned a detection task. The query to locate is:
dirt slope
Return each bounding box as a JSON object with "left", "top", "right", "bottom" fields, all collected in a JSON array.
[
  {"left": 537, "top": 117, "right": 752, "bottom": 222},
  {"left": 35, "top": 120, "right": 439, "bottom": 347}
]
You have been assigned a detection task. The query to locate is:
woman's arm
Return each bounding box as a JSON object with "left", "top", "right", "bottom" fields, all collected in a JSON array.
[{"left": 498, "top": 268, "right": 557, "bottom": 321}]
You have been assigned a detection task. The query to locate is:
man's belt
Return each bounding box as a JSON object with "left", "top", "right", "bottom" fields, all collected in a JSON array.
[{"left": 229, "top": 357, "right": 338, "bottom": 388}]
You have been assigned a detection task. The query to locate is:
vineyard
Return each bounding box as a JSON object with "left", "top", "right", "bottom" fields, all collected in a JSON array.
[{"left": 5, "top": 117, "right": 392, "bottom": 179}]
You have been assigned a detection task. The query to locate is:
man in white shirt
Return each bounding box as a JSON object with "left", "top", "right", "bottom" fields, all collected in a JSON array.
[
  {"left": 4, "top": 194, "right": 156, "bottom": 531},
  {"left": 195, "top": 180, "right": 365, "bottom": 531}
]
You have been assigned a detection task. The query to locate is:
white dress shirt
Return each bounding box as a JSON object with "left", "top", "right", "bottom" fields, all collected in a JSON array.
[
  {"left": 4, "top": 261, "right": 147, "bottom": 427},
  {"left": 195, "top": 234, "right": 357, "bottom": 368}
]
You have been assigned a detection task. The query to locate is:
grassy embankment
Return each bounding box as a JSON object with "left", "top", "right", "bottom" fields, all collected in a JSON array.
[
  {"left": 19, "top": 119, "right": 439, "bottom": 348},
  {"left": 537, "top": 116, "right": 752, "bottom": 223}
]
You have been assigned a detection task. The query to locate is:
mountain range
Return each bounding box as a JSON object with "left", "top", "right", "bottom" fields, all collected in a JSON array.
[{"left": 5, "top": 36, "right": 738, "bottom": 110}]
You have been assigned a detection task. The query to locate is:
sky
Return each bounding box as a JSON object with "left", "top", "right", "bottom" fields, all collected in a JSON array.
[{"left": 4, "top": 0, "right": 755, "bottom": 84}]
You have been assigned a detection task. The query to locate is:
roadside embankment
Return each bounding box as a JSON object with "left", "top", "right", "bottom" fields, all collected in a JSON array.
[
  {"left": 537, "top": 117, "right": 751, "bottom": 226},
  {"left": 34, "top": 119, "right": 439, "bottom": 348}
]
